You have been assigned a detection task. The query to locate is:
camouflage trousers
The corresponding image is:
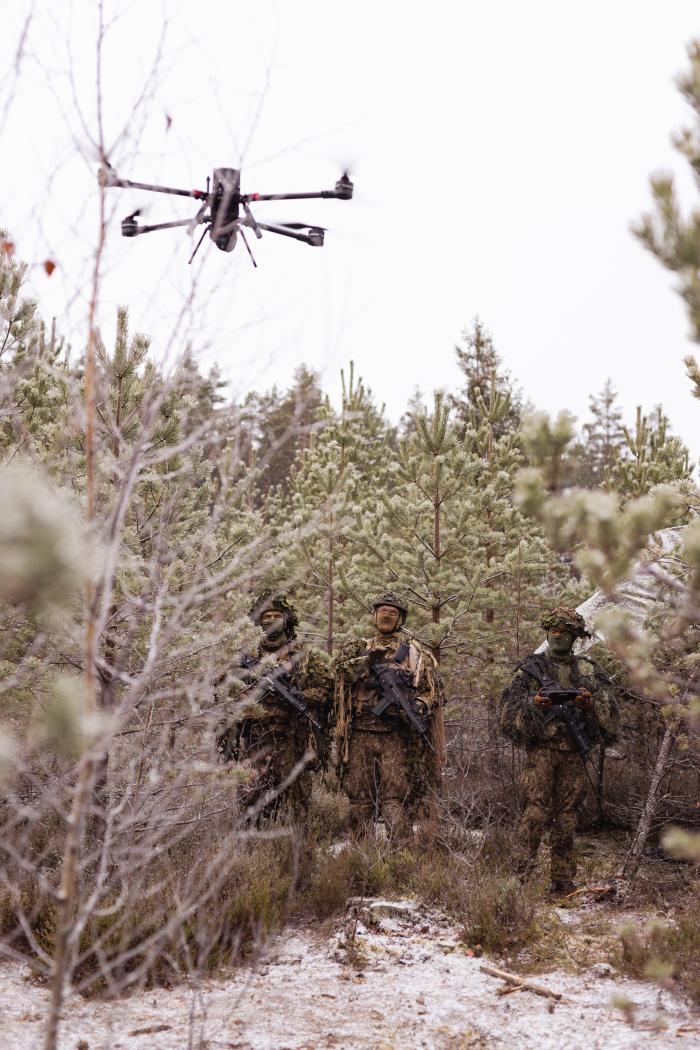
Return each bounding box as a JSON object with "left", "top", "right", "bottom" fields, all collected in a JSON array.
[
  {"left": 515, "top": 746, "right": 586, "bottom": 882},
  {"left": 340, "top": 728, "right": 431, "bottom": 839},
  {"left": 226, "top": 718, "right": 315, "bottom": 823}
]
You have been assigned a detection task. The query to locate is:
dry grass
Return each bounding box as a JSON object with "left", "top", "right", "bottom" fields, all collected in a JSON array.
[
  {"left": 3, "top": 763, "right": 697, "bottom": 1003},
  {"left": 610, "top": 890, "right": 700, "bottom": 1004}
]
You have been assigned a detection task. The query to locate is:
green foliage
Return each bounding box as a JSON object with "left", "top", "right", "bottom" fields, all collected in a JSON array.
[
  {"left": 521, "top": 410, "right": 576, "bottom": 491},
  {"left": 241, "top": 365, "right": 324, "bottom": 497},
  {"left": 686, "top": 353, "right": 700, "bottom": 398},
  {"left": 0, "top": 228, "right": 698, "bottom": 1002},
  {"left": 613, "top": 905, "right": 700, "bottom": 1004},
  {"left": 606, "top": 406, "right": 693, "bottom": 499},
  {"left": 565, "top": 379, "right": 626, "bottom": 488},
  {"left": 264, "top": 363, "right": 395, "bottom": 651},
  {"left": 0, "top": 461, "right": 86, "bottom": 613},
  {"left": 450, "top": 317, "right": 521, "bottom": 439},
  {"left": 345, "top": 389, "right": 486, "bottom": 655},
  {"left": 633, "top": 40, "right": 700, "bottom": 344}
]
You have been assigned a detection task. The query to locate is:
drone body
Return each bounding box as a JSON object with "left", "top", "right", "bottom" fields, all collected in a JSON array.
[{"left": 98, "top": 164, "right": 353, "bottom": 266}]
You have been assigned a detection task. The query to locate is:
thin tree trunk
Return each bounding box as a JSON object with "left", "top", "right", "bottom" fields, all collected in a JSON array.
[
  {"left": 44, "top": 37, "right": 106, "bottom": 1042},
  {"left": 430, "top": 499, "right": 446, "bottom": 769},
  {"left": 327, "top": 537, "right": 334, "bottom": 655},
  {"left": 92, "top": 376, "right": 123, "bottom": 832},
  {"left": 620, "top": 721, "right": 675, "bottom": 880},
  {"left": 595, "top": 741, "right": 606, "bottom": 827}
]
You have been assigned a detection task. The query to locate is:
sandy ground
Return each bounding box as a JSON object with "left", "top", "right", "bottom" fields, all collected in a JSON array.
[{"left": 1, "top": 899, "right": 699, "bottom": 1050}]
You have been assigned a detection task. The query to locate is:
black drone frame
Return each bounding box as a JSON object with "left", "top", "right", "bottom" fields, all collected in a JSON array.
[{"left": 98, "top": 165, "right": 353, "bottom": 266}]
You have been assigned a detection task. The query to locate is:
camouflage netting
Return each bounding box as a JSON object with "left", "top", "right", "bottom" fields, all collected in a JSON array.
[{"left": 536, "top": 527, "right": 687, "bottom": 655}]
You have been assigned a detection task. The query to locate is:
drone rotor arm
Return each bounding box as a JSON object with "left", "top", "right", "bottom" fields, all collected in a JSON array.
[
  {"left": 107, "top": 175, "right": 207, "bottom": 200},
  {"left": 242, "top": 174, "right": 353, "bottom": 204},
  {"left": 242, "top": 189, "right": 349, "bottom": 203},
  {"left": 121, "top": 217, "right": 196, "bottom": 238},
  {"left": 255, "top": 221, "right": 324, "bottom": 246}
]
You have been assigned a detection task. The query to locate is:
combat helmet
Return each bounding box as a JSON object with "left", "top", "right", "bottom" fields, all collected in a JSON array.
[
  {"left": 372, "top": 590, "right": 409, "bottom": 625},
  {"left": 541, "top": 605, "right": 590, "bottom": 640},
  {"left": 249, "top": 590, "right": 299, "bottom": 640}
]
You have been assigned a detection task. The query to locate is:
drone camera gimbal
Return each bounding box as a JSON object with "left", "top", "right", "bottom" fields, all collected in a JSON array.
[{"left": 98, "top": 162, "right": 353, "bottom": 266}]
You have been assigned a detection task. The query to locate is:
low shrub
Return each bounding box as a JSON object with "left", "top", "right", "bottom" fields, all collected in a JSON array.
[{"left": 611, "top": 897, "right": 700, "bottom": 1004}]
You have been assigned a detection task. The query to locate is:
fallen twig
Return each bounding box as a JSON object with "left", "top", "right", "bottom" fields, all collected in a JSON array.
[
  {"left": 480, "top": 964, "right": 563, "bottom": 1001},
  {"left": 563, "top": 884, "right": 616, "bottom": 901},
  {"left": 495, "top": 983, "right": 526, "bottom": 997}
]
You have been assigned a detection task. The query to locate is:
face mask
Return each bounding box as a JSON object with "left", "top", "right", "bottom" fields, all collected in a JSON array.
[
  {"left": 261, "top": 613, "right": 286, "bottom": 642},
  {"left": 547, "top": 628, "right": 575, "bottom": 655}
]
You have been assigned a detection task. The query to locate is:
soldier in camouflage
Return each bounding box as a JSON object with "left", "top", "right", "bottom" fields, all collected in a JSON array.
[
  {"left": 217, "top": 591, "right": 332, "bottom": 822},
  {"left": 332, "top": 592, "right": 442, "bottom": 840},
  {"left": 499, "top": 606, "right": 619, "bottom": 894}
]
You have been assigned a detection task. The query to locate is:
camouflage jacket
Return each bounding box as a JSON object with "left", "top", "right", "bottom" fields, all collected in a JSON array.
[
  {"left": 332, "top": 632, "right": 442, "bottom": 761},
  {"left": 217, "top": 643, "right": 333, "bottom": 729},
  {"left": 499, "top": 650, "right": 619, "bottom": 751}
]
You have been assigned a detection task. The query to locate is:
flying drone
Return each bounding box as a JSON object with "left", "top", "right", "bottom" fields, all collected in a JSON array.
[{"left": 97, "top": 164, "right": 353, "bottom": 266}]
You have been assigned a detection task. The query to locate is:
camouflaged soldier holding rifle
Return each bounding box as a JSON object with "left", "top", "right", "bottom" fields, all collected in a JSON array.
[
  {"left": 499, "top": 607, "right": 619, "bottom": 895},
  {"left": 333, "top": 592, "right": 443, "bottom": 841},
  {"left": 216, "top": 591, "right": 332, "bottom": 823}
]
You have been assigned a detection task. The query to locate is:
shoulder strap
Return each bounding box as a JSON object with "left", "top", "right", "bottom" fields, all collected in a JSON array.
[
  {"left": 518, "top": 654, "right": 558, "bottom": 691},
  {"left": 394, "top": 641, "right": 410, "bottom": 663}
]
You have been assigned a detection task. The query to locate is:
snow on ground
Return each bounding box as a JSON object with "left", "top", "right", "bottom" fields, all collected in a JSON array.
[{"left": 1, "top": 900, "right": 698, "bottom": 1050}]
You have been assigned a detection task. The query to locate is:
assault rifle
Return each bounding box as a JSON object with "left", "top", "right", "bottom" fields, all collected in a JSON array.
[
  {"left": 519, "top": 655, "right": 593, "bottom": 759},
  {"left": 368, "top": 643, "right": 434, "bottom": 751},
  {"left": 217, "top": 663, "right": 326, "bottom": 766},
  {"left": 254, "top": 667, "right": 324, "bottom": 734},
  {"left": 539, "top": 686, "right": 592, "bottom": 758}
]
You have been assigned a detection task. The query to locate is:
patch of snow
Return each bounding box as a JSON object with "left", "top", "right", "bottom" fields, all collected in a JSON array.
[
  {"left": 589, "top": 962, "right": 618, "bottom": 979},
  {"left": 1, "top": 901, "right": 698, "bottom": 1050}
]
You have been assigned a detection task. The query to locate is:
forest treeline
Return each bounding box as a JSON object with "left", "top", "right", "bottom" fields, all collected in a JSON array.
[
  {"left": 1, "top": 237, "right": 699, "bottom": 1020},
  {"left": 1, "top": 236, "right": 698, "bottom": 835}
]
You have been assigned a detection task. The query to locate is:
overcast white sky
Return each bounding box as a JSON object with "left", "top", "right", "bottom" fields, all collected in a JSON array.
[{"left": 2, "top": 0, "right": 700, "bottom": 458}]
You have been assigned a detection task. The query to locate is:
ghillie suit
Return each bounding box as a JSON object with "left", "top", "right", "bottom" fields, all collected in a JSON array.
[
  {"left": 499, "top": 606, "right": 619, "bottom": 891},
  {"left": 333, "top": 620, "right": 443, "bottom": 841},
  {"left": 217, "top": 593, "right": 332, "bottom": 822}
]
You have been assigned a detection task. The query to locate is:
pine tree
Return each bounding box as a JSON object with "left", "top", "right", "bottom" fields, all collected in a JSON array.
[
  {"left": 345, "top": 391, "right": 488, "bottom": 661},
  {"left": 450, "top": 318, "right": 521, "bottom": 439},
  {"left": 263, "top": 364, "right": 394, "bottom": 653},
  {"left": 633, "top": 40, "right": 700, "bottom": 346},
  {"left": 581, "top": 379, "right": 626, "bottom": 486},
  {"left": 242, "top": 365, "right": 323, "bottom": 498},
  {"left": 0, "top": 241, "right": 74, "bottom": 475},
  {"left": 605, "top": 404, "right": 693, "bottom": 499},
  {"left": 399, "top": 386, "right": 426, "bottom": 437}
]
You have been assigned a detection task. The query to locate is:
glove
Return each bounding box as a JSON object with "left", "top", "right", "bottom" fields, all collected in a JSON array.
[
  {"left": 533, "top": 692, "right": 551, "bottom": 710},
  {"left": 574, "top": 689, "right": 594, "bottom": 711}
]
